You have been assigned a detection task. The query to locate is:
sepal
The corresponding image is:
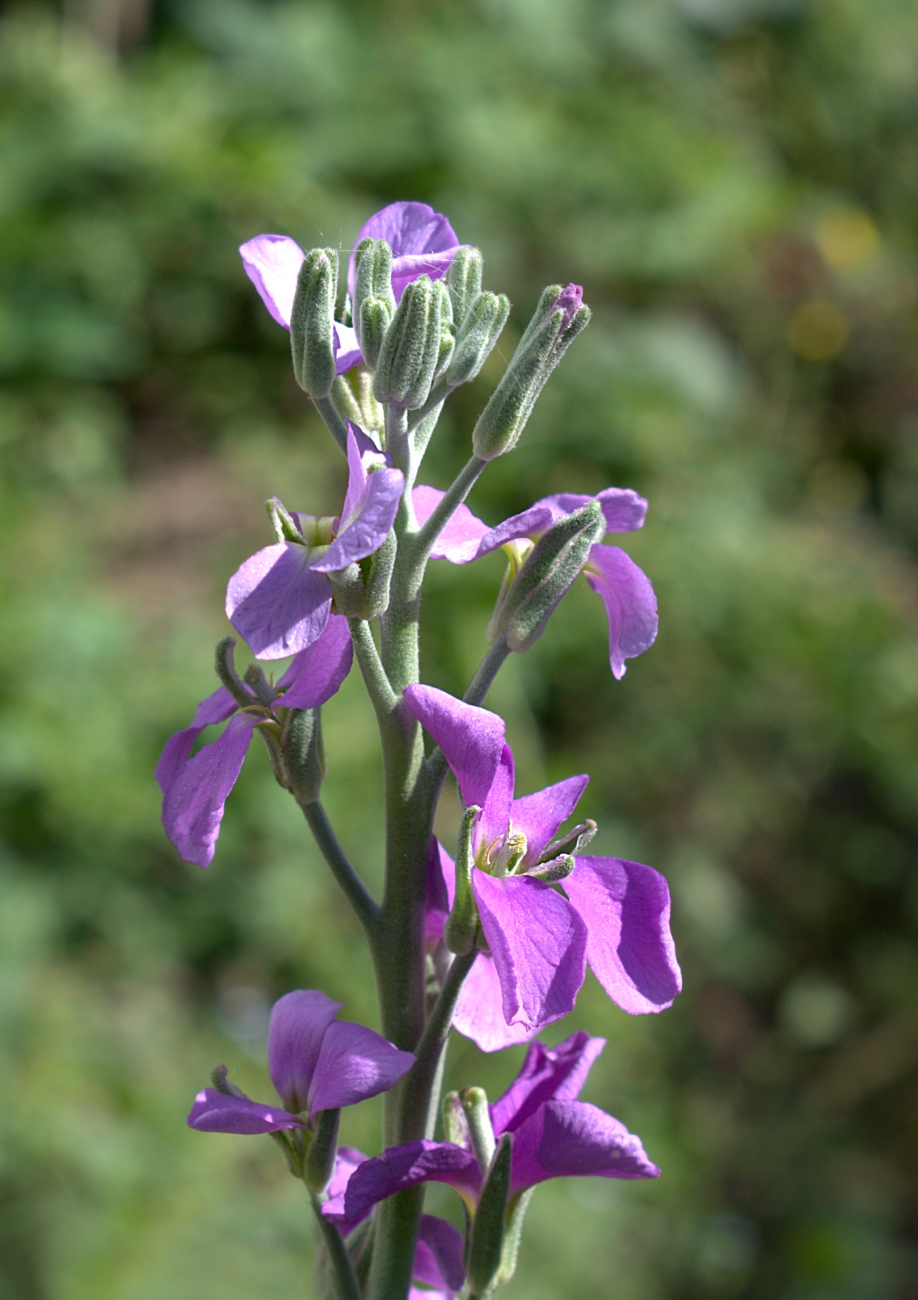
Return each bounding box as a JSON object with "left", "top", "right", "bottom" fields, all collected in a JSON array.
[
  {"left": 446, "top": 291, "right": 510, "bottom": 387},
  {"left": 460, "top": 1086, "right": 496, "bottom": 1172},
  {"left": 446, "top": 246, "right": 483, "bottom": 327},
  {"left": 445, "top": 806, "right": 480, "bottom": 955},
  {"left": 214, "top": 637, "right": 255, "bottom": 708},
  {"left": 280, "top": 707, "right": 326, "bottom": 805},
  {"left": 325, "top": 528, "right": 396, "bottom": 619},
  {"left": 302, "top": 1107, "right": 341, "bottom": 1196},
  {"left": 467, "top": 1132, "right": 513, "bottom": 1297},
  {"left": 290, "top": 248, "right": 339, "bottom": 398},
  {"left": 373, "top": 275, "right": 443, "bottom": 409}
]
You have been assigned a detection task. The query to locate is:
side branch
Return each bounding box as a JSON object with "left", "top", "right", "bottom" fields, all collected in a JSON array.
[
  {"left": 300, "top": 800, "right": 380, "bottom": 937},
  {"left": 349, "top": 618, "right": 399, "bottom": 724},
  {"left": 312, "top": 395, "right": 349, "bottom": 452}
]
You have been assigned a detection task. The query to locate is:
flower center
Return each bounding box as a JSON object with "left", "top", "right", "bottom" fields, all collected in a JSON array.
[
  {"left": 501, "top": 538, "right": 534, "bottom": 577},
  {"left": 483, "top": 830, "right": 528, "bottom": 878}
]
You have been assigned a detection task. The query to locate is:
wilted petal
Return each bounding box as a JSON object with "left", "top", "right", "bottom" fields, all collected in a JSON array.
[
  {"left": 476, "top": 744, "right": 515, "bottom": 854},
  {"left": 472, "top": 872, "right": 587, "bottom": 1030},
  {"left": 275, "top": 614, "right": 353, "bottom": 709},
  {"left": 240, "top": 234, "right": 305, "bottom": 329},
  {"left": 322, "top": 1146, "right": 371, "bottom": 1235},
  {"left": 313, "top": 467, "right": 404, "bottom": 571},
  {"left": 226, "top": 541, "right": 332, "bottom": 660},
  {"left": 594, "top": 488, "right": 648, "bottom": 532},
  {"left": 187, "top": 1087, "right": 305, "bottom": 1135},
  {"left": 155, "top": 686, "right": 238, "bottom": 794},
  {"left": 414, "top": 1215, "right": 466, "bottom": 1294},
  {"left": 268, "top": 990, "right": 343, "bottom": 1113},
  {"left": 510, "top": 1100, "right": 659, "bottom": 1196},
  {"left": 453, "top": 952, "right": 539, "bottom": 1052},
  {"left": 563, "top": 856, "right": 682, "bottom": 1014},
  {"left": 309, "top": 1019, "right": 415, "bottom": 1115},
  {"left": 333, "top": 323, "right": 363, "bottom": 374},
  {"left": 161, "top": 712, "right": 257, "bottom": 867},
  {"left": 348, "top": 201, "right": 461, "bottom": 302},
  {"left": 509, "top": 774, "right": 589, "bottom": 867},
  {"left": 413, "top": 486, "right": 490, "bottom": 564},
  {"left": 402, "top": 687, "right": 505, "bottom": 812},
  {"left": 343, "top": 1140, "right": 482, "bottom": 1223},
  {"left": 489, "top": 1031, "right": 606, "bottom": 1137},
  {"left": 584, "top": 544, "right": 658, "bottom": 679}
]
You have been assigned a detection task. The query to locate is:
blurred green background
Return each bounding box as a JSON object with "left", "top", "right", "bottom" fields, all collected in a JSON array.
[{"left": 2, "top": 0, "right": 918, "bottom": 1297}]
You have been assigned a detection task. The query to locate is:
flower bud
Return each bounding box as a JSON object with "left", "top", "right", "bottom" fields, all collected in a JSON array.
[
  {"left": 302, "top": 1107, "right": 341, "bottom": 1196},
  {"left": 445, "top": 805, "right": 479, "bottom": 956},
  {"left": 353, "top": 237, "right": 396, "bottom": 319},
  {"left": 445, "top": 291, "right": 510, "bottom": 387},
  {"left": 488, "top": 501, "right": 605, "bottom": 653},
  {"left": 281, "top": 707, "right": 326, "bottom": 806},
  {"left": 290, "top": 248, "right": 339, "bottom": 398},
  {"left": 472, "top": 283, "right": 590, "bottom": 460},
  {"left": 373, "top": 275, "right": 443, "bottom": 409},
  {"left": 357, "top": 296, "right": 392, "bottom": 370},
  {"left": 325, "top": 528, "right": 396, "bottom": 620},
  {"left": 467, "top": 1133, "right": 513, "bottom": 1298},
  {"left": 446, "top": 246, "right": 483, "bottom": 328}
]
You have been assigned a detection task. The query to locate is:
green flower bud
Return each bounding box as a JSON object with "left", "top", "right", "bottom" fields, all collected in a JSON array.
[
  {"left": 488, "top": 501, "right": 605, "bottom": 652},
  {"left": 467, "top": 1133, "right": 514, "bottom": 1298},
  {"left": 357, "top": 296, "right": 392, "bottom": 370},
  {"left": 290, "top": 248, "right": 339, "bottom": 399},
  {"left": 445, "top": 805, "right": 480, "bottom": 956},
  {"left": 280, "top": 706, "right": 326, "bottom": 806},
  {"left": 373, "top": 275, "right": 443, "bottom": 409},
  {"left": 302, "top": 1107, "right": 341, "bottom": 1196},
  {"left": 446, "top": 291, "right": 510, "bottom": 387},
  {"left": 446, "top": 246, "right": 483, "bottom": 329},
  {"left": 353, "top": 237, "right": 396, "bottom": 319},
  {"left": 472, "top": 284, "right": 590, "bottom": 460}
]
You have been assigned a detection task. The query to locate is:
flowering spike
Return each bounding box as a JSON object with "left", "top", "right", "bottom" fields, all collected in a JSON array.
[
  {"left": 445, "top": 805, "right": 480, "bottom": 956},
  {"left": 280, "top": 706, "right": 326, "bottom": 806},
  {"left": 289, "top": 248, "right": 339, "bottom": 398},
  {"left": 302, "top": 1107, "right": 341, "bottom": 1196},
  {"left": 467, "top": 1132, "right": 514, "bottom": 1297},
  {"left": 489, "top": 500, "right": 605, "bottom": 652}
]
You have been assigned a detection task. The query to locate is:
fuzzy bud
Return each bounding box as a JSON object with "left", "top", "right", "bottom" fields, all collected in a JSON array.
[
  {"left": 290, "top": 248, "right": 339, "bottom": 398},
  {"left": 446, "top": 246, "right": 484, "bottom": 329},
  {"left": 373, "top": 275, "right": 443, "bottom": 409},
  {"left": 324, "top": 529, "right": 396, "bottom": 620},
  {"left": 446, "top": 291, "right": 510, "bottom": 387}
]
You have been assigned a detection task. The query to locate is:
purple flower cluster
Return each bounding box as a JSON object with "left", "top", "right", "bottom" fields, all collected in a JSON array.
[{"left": 164, "top": 200, "right": 681, "bottom": 1299}]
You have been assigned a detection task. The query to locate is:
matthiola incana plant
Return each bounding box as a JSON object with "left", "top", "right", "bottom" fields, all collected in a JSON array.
[{"left": 161, "top": 200, "right": 681, "bottom": 1300}]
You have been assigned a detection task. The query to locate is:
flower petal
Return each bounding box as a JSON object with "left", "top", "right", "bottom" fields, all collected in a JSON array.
[
  {"left": 275, "top": 614, "right": 353, "bottom": 709},
  {"left": 348, "top": 201, "right": 461, "bottom": 301},
  {"left": 333, "top": 323, "right": 363, "bottom": 374},
  {"left": 239, "top": 234, "right": 305, "bottom": 329},
  {"left": 489, "top": 1031, "right": 606, "bottom": 1137},
  {"left": 452, "top": 952, "right": 538, "bottom": 1052},
  {"left": 584, "top": 544, "right": 658, "bottom": 679},
  {"left": 402, "top": 686, "right": 505, "bottom": 812},
  {"left": 321, "top": 1146, "right": 371, "bottom": 1236},
  {"left": 536, "top": 489, "right": 647, "bottom": 534},
  {"left": 342, "top": 1140, "right": 482, "bottom": 1224},
  {"left": 425, "top": 838, "right": 455, "bottom": 943},
  {"left": 509, "top": 774, "right": 589, "bottom": 867},
  {"left": 226, "top": 541, "right": 332, "bottom": 660},
  {"left": 415, "top": 1215, "right": 466, "bottom": 1294},
  {"left": 312, "top": 467, "right": 404, "bottom": 571},
  {"left": 155, "top": 686, "right": 238, "bottom": 795},
  {"left": 309, "top": 1019, "right": 415, "bottom": 1115},
  {"left": 471, "top": 503, "right": 559, "bottom": 558},
  {"left": 161, "top": 712, "right": 257, "bottom": 867},
  {"left": 268, "top": 990, "right": 343, "bottom": 1113},
  {"left": 187, "top": 1087, "right": 305, "bottom": 1135},
  {"left": 563, "top": 856, "right": 682, "bottom": 1014},
  {"left": 412, "top": 486, "right": 490, "bottom": 563},
  {"left": 476, "top": 743, "right": 515, "bottom": 854},
  {"left": 472, "top": 872, "right": 587, "bottom": 1030},
  {"left": 510, "top": 1100, "right": 659, "bottom": 1196}
]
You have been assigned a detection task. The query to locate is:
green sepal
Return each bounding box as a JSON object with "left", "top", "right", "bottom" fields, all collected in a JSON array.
[
  {"left": 353, "top": 237, "right": 395, "bottom": 320},
  {"left": 442, "top": 1090, "right": 471, "bottom": 1148},
  {"left": 460, "top": 1086, "right": 496, "bottom": 1172},
  {"left": 290, "top": 248, "right": 339, "bottom": 398},
  {"left": 325, "top": 527, "right": 396, "bottom": 620},
  {"left": 280, "top": 707, "right": 326, "bottom": 805},
  {"left": 488, "top": 501, "right": 605, "bottom": 652},
  {"left": 496, "top": 1187, "right": 534, "bottom": 1286},
  {"left": 267, "top": 495, "right": 305, "bottom": 544},
  {"left": 302, "top": 1107, "right": 341, "bottom": 1196},
  {"left": 373, "top": 275, "right": 442, "bottom": 409},
  {"left": 446, "top": 291, "right": 510, "bottom": 387},
  {"left": 446, "top": 246, "right": 484, "bottom": 330},
  {"left": 357, "top": 296, "right": 392, "bottom": 370},
  {"left": 445, "top": 805, "right": 480, "bottom": 955},
  {"left": 539, "top": 818, "right": 597, "bottom": 861},
  {"left": 467, "top": 1132, "right": 513, "bottom": 1297}
]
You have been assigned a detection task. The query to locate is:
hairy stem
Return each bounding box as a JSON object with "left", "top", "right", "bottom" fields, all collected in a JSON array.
[
  {"left": 312, "top": 394, "right": 349, "bottom": 452},
  {"left": 300, "top": 800, "right": 380, "bottom": 938},
  {"left": 397, "top": 949, "right": 478, "bottom": 1140},
  {"left": 310, "top": 1193, "right": 363, "bottom": 1300}
]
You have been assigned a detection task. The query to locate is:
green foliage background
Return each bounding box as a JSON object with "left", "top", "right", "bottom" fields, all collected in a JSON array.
[{"left": 1, "top": 0, "right": 917, "bottom": 1296}]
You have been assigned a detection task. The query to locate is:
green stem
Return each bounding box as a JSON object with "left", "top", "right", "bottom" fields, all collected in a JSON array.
[
  {"left": 349, "top": 618, "right": 399, "bottom": 723},
  {"left": 310, "top": 1193, "right": 363, "bottom": 1300},
  {"left": 300, "top": 801, "right": 380, "bottom": 938},
  {"left": 312, "top": 394, "right": 349, "bottom": 452},
  {"left": 398, "top": 949, "right": 478, "bottom": 1140},
  {"left": 464, "top": 638, "right": 511, "bottom": 708},
  {"left": 410, "top": 454, "right": 487, "bottom": 569}
]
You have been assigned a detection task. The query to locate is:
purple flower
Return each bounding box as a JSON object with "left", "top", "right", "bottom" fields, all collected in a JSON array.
[
  {"left": 226, "top": 423, "right": 403, "bottom": 659},
  {"left": 330, "top": 1032, "right": 658, "bottom": 1227},
  {"left": 413, "top": 484, "right": 657, "bottom": 679},
  {"left": 239, "top": 234, "right": 362, "bottom": 371},
  {"left": 347, "top": 201, "right": 463, "bottom": 304},
  {"left": 188, "top": 990, "right": 415, "bottom": 1134},
  {"left": 404, "top": 685, "right": 681, "bottom": 1051},
  {"left": 156, "top": 616, "right": 352, "bottom": 867}
]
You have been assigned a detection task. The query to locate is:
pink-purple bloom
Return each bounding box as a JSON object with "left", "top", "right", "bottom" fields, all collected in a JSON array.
[
  {"left": 327, "top": 1031, "right": 658, "bottom": 1226},
  {"left": 188, "top": 990, "right": 415, "bottom": 1134},
  {"left": 347, "top": 201, "right": 464, "bottom": 304},
  {"left": 156, "top": 616, "right": 352, "bottom": 867},
  {"left": 226, "top": 424, "right": 403, "bottom": 659},
  {"left": 413, "top": 484, "right": 657, "bottom": 679},
  {"left": 404, "top": 685, "right": 681, "bottom": 1052}
]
